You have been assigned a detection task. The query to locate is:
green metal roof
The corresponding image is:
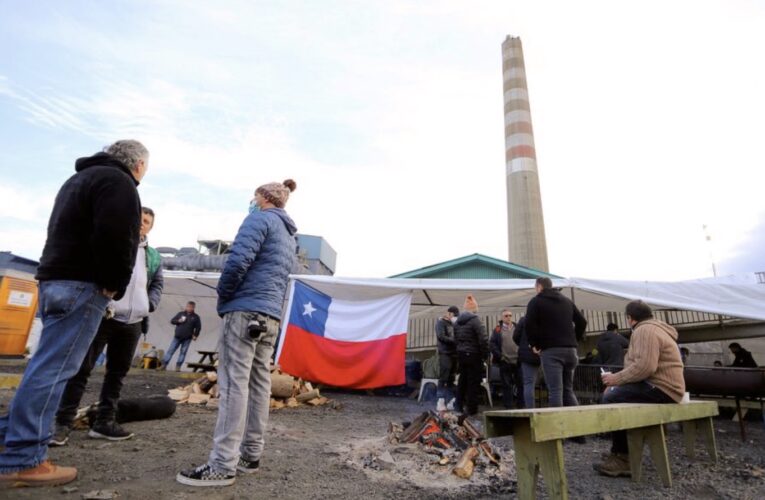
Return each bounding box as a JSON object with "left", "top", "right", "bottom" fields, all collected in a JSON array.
[{"left": 390, "top": 253, "right": 561, "bottom": 279}]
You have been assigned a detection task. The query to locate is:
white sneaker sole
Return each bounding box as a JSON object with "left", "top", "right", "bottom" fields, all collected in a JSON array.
[
  {"left": 176, "top": 472, "right": 236, "bottom": 487},
  {"left": 49, "top": 437, "right": 69, "bottom": 447},
  {"left": 87, "top": 429, "right": 134, "bottom": 441}
]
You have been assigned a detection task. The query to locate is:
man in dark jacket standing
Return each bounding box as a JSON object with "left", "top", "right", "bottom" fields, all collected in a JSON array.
[
  {"left": 435, "top": 306, "right": 459, "bottom": 410},
  {"left": 0, "top": 140, "right": 147, "bottom": 487},
  {"left": 161, "top": 302, "right": 202, "bottom": 371},
  {"left": 525, "top": 277, "right": 587, "bottom": 408},
  {"left": 490, "top": 309, "right": 520, "bottom": 408},
  {"left": 454, "top": 295, "right": 489, "bottom": 416},
  {"left": 52, "top": 206, "right": 163, "bottom": 445},
  {"left": 178, "top": 179, "right": 297, "bottom": 487},
  {"left": 595, "top": 323, "right": 629, "bottom": 368}
]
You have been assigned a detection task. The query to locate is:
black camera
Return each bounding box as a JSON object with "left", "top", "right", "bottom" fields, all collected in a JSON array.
[{"left": 247, "top": 318, "right": 268, "bottom": 339}]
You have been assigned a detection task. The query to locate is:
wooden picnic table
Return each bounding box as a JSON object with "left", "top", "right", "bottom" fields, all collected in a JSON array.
[{"left": 187, "top": 350, "right": 218, "bottom": 373}]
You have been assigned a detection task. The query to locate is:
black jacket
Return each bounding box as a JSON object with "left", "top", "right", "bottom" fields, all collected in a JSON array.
[
  {"left": 453, "top": 312, "right": 489, "bottom": 360},
  {"left": 512, "top": 317, "right": 540, "bottom": 366},
  {"left": 35, "top": 153, "right": 141, "bottom": 300},
  {"left": 435, "top": 317, "right": 456, "bottom": 355},
  {"left": 171, "top": 311, "right": 202, "bottom": 340},
  {"left": 731, "top": 348, "right": 758, "bottom": 368},
  {"left": 525, "top": 288, "right": 587, "bottom": 350},
  {"left": 595, "top": 331, "right": 629, "bottom": 366}
]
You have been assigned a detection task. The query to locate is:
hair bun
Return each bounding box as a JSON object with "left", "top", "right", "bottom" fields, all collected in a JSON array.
[{"left": 283, "top": 179, "right": 297, "bottom": 192}]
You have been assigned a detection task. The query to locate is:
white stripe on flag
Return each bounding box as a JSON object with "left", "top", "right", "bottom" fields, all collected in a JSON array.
[{"left": 324, "top": 292, "right": 411, "bottom": 342}]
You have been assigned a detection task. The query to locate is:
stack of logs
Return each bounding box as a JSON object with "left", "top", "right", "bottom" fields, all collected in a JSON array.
[
  {"left": 167, "top": 368, "right": 330, "bottom": 409},
  {"left": 389, "top": 411, "right": 500, "bottom": 479}
]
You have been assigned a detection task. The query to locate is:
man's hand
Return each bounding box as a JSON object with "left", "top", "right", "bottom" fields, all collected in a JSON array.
[
  {"left": 601, "top": 372, "right": 618, "bottom": 387},
  {"left": 101, "top": 289, "right": 117, "bottom": 299}
]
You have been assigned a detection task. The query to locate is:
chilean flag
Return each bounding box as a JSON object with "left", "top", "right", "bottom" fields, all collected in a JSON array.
[{"left": 275, "top": 280, "right": 411, "bottom": 389}]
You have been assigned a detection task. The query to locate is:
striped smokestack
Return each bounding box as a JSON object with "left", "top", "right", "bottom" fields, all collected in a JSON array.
[{"left": 502, "top": 35, "right": 549, "bottom": 272}]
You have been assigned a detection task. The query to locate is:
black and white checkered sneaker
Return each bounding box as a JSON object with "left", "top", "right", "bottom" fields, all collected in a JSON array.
[
  {"left": 237, "top": 457, "right": 260, "bottom": 474},
  {"left": 176, "top": 464, "right": 235, "bottom": 487}
]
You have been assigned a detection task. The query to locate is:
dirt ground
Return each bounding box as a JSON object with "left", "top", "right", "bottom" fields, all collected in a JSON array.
[{"left": 1, "top": 369, "right": 764, "bottom": 499}]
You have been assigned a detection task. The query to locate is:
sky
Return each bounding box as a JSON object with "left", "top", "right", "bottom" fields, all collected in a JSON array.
[{"left": 1, "top": 0, "right": 764, "bottom": 280}]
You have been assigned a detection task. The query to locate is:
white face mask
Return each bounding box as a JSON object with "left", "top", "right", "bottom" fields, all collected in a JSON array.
[{"left": 450, "top": 316, "right": 458, "bottom": 324}]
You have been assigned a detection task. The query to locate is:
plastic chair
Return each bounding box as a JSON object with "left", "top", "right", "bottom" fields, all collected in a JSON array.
[{"left": 417, "top": 378, "right": 439, "bottom": 402}]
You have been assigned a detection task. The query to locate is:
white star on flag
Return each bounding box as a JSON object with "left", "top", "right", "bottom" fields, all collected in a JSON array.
[{"left": 303, "top": 301, "right": 317, "bottom": 317}]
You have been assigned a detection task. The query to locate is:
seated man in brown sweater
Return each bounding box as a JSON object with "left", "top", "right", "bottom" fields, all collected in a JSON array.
[{"left": 594, "top": 300, "right": 685, "bottom": 477}]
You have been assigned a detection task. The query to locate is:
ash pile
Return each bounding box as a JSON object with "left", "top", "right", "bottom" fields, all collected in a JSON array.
[{"left": 389, "top": 411, "right": 503, "bottom": 480}]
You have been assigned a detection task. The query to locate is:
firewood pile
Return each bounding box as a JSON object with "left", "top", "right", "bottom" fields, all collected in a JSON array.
[
  {"left": 388, "top": 411, "right": 501, "bottom": 479},
  {"left": 167, "top": 367, "right": 330, "bottom": 409}
]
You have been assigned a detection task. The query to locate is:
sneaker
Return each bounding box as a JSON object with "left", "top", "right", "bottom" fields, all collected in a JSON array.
[
  {"left": 177, "top": 464, "right": 235, "bottom": 487},
  {"left": 436, "top": 398, "right": 446, "bottom": 412},
  {"left": 236, "top": 457, "right": 260, "bottom": 474},
  {"left": 88, "top": 421, "right": 134, "bottom": 441},
  {"left": 0, "top": 460, "right": 77, "bottom": 487},
  {"left": 49, "top": 425, "right": 71, "bottom": 447},
  {"left": 446, "top": 398, "right": 456, "bottom": 411},
  {"left": 593, "top": 453, "right": 631, "bottom": 478}
]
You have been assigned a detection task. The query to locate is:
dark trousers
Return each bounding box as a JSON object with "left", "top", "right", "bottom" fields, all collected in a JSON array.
[
  {"left": 498, "top": 361, "right": 521, "bottom": 409},
  {"left": 456, "top": 352, "right": 483, "bottom": 415},
  {"left": 438, "top": 353, "right": 457, "bottom": 400},
  {"left": 56, "top": 318, "right": 142, "bottom": 427},
  {"left": 601, "top": 382, "right": 676, "bottom": 454},
  {"left": 540, "top": 347, "right": 579, "bottom": 408}
]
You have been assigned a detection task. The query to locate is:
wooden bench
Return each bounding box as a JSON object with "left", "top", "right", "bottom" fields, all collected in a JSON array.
[
  {"left": 187, "top": 350, "right": 218, "bottom": 372},
  {"left": 186, "top": 363, "right": 216, "bottom": 373},
  {"left": 484, "top": 401, "right": 719, "bottom": 500}
]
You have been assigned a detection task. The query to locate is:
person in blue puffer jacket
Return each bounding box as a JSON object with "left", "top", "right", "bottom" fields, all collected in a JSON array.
[{"left": 178, "top": 179, "right": 297, "bottom": 488}]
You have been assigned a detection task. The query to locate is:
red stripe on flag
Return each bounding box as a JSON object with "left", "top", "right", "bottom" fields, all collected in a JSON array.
[{"left": 278, "top": 325, "right": 406, "bottom": 389}]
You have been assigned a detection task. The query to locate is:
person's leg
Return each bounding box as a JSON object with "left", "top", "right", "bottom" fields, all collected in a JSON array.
[
  {"left": 0, "top": 281, "right": 109, "bottom": 473},
  {"left": 55, "top": 322, "right": 109, "bottom": 429},
  {"left": 514, "top": 363, "right": 524, "bottom": 408},
  {"left": 176, "top": 338, "right": 192, "bottom": 370},
  {"left": 94, "top": 321, "right": 142, "bottom": 425},
  {"left": 161, "top": 337, "right": 181, "bottom": 367},
  {"left": 521, "top": 363, "right": 539, "bottom": 409},
  {"left": 602, "top": 382, "right": 676, "bottom": 454},
  {"left": 437, "top": 353, "right": 452, "bottom": 400},
  {"left": 562, "top": 348, "right": 579, "bottom": 407},
  {"left": 239, "top": 316, "right": 280, "bottom": 468},
  {"left": 499, "top": 362, "right": 514, "bottom": 409},
  {"left": 464, "top": 354, "right": 482, "bottom": 415},
  {"left": 540, "top": 348, "right": 565, "bottom": 407},
  {"left": 206, "top": 312, "right": 258, "bottom": 475}
]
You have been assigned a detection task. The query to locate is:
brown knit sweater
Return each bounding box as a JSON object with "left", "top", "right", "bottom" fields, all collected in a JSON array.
[{"left": 610, "top": 319, "right": 686, "bottom": 402}]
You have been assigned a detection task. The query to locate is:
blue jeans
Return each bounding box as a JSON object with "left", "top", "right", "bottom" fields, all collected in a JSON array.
[
  {"left": 602, "top": 382, "right": 676, "bottom": 454},
  {"left": 0, "top": 280, "right": 109, "bottom": 472},
  {"left": 162, "top": 337, "right": 192, "bottom": 368},
  {"left": 520, "top": 362, "right": 540, "bottom": 408},
  {"left": 540, "top": 347, "right": 579, "bottom": 408}
]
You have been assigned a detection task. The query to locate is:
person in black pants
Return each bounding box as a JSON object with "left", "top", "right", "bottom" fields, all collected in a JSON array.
[
  {"left": 454, "top": 294, "right": 489, "bottom": 416},
  {"left": 52, "top": 207, "right": 163, "bottom": 445},
  {"left": 490, "top": 309, "right": 520, "bottom": 409},
  {"left": 435, "top": 306, "right": 460, "bottom": 410}
]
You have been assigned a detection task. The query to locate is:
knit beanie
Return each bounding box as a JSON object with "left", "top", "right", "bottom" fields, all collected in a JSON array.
[
  {"left": 464, "top": 294, "right": 478, "bottom": 313},
  {"left": 256, "top": 179, "right": 297, "bottom": 208}
]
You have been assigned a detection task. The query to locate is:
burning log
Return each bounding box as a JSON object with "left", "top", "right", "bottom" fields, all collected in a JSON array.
[
  {"left": 453, "top": 446, "right": 479, "bottom": 479},
  {"left": 479, "top": 441, "right": 500, "bottom": 466}
]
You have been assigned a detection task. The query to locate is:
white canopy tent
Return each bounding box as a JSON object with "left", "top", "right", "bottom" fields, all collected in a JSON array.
[{"left": 288, "top": 274, "right": 765, "bottom": 322}]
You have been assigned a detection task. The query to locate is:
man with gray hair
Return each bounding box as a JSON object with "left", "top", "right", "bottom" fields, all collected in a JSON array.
[{"left": 0, "top": 140, "right": 147, "bottom": 488}]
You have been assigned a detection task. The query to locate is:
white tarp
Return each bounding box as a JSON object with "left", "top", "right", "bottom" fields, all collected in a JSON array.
[{"left": 288, "top": 274, "right": 765, "bottom": 322}]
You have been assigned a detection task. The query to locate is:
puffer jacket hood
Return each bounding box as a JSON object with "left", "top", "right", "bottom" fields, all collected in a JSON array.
[
  {"left": 267, "top": 207, "right": 298, "bottom": 236},
  {"left": 75, "top": 152, "right": 138, "bottom": 185},
  {"left": 456, "top": 311, "right": 477, "bottom": 325},
  {"left": 637, "top": 319, "right": 678, "bottom": 341}
]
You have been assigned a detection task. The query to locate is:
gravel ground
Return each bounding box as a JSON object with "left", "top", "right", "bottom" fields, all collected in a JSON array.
[{"left": 0, "top": 369, "right": 763, "bottom": 499}]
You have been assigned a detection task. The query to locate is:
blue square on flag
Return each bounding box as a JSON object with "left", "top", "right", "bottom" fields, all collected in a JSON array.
[{"left": 289, "top": 281, "right": 331, "bottom": 337}]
